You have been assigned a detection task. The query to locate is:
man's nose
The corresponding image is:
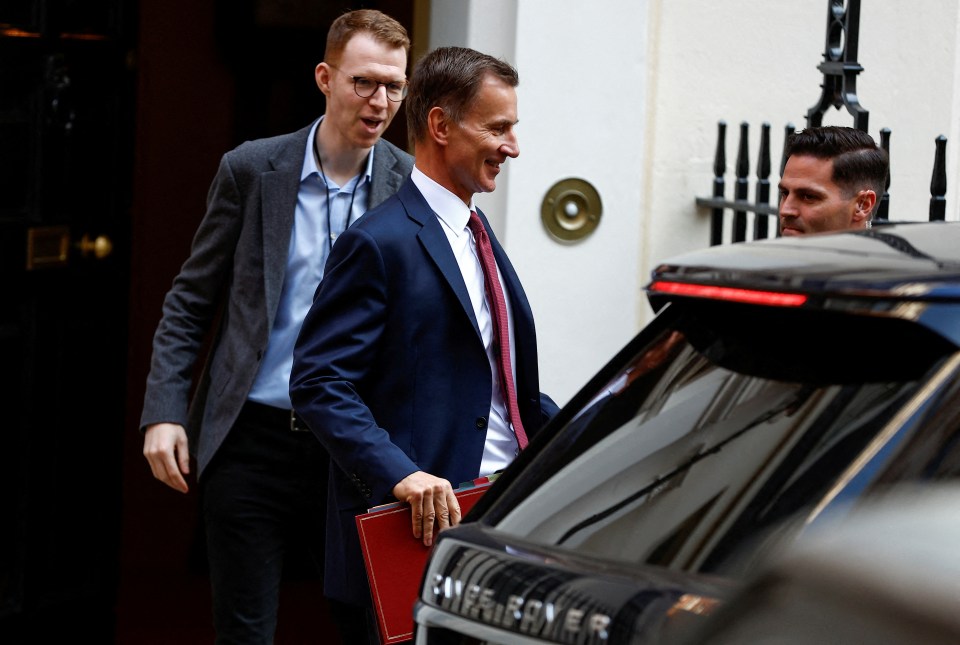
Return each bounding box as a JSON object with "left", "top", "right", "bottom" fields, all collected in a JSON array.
[
  {"left": 779, "top": 194, "right": 797, "bottom": 215},
  {"left": 368, "top": 85, "right": 388, "bottom": 108},
  {"left": 501, "top": 131, "right": 519, "bottom": 158}
]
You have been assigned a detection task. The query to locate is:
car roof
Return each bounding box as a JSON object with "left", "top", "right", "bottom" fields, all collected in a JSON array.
[
  {"left": 647, "top": 222, "right": 960, "bottom": 346},
  {"left": 649, "top": 222, "right": 960, "bottom": 299}
]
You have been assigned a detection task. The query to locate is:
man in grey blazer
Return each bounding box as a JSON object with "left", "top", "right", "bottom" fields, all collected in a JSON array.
[{"left": 139, "top": 10, "right": 413, "bottom": 643}]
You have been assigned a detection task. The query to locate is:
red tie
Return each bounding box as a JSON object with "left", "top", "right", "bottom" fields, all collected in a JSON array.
[{"left": 467, "top": 211, "right": 529, "bottom": 450}]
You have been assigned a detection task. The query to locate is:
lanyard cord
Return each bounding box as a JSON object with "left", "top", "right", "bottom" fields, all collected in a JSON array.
[{"left": 313, "top": 135, "right": 358, "bottom": 254}]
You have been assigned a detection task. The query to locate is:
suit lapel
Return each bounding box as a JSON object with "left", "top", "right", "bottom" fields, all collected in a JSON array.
[
  {"left": 261, "top": 124, "right": 311, "bottom": 327},
  {"left": 483, "top": 208, "right": 534, "bottom": 340},
  {"left": 479, "top": 207, "right": 539, "bottom": 404},
  {"left": 398, "top": 180, "right": 482, "bottom": 335},
  {"left": 369, "top": 140, "right": 408, "bottom": 209}
]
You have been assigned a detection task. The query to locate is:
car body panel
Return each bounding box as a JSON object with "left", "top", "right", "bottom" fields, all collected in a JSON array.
[{"left": 679, "top": 485, "right": 960, "bottom": 644}]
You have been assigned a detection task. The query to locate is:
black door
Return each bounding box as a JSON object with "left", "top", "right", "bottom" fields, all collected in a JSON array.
[{"left": 1, "top": 1, "right": 135, "bottom": 641}]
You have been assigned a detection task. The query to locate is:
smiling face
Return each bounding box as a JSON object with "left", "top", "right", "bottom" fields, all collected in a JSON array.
[
  {"left": 316, "top": 32, "right": 407, "bottom": 152},
  {"left": 441, "top": 74, "right": 519, "bottom": 203},
  {"left": 778, "top": 154, "right": 872, "bottom": 236}
]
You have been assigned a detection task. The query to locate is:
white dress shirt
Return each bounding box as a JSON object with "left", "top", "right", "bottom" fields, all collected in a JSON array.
[{"left": 410, "top": 166, "right": 520, "bottom": 475}]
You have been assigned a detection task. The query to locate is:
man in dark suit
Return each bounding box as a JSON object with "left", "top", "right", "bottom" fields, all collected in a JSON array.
[
  {"left": 290, "top": 46, "right": 559, "bottom": 643},
  {"left": 139, "top": 10, "right": 413, "bottom": 643}
]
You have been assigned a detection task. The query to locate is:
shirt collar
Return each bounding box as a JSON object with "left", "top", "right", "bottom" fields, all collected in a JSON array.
[
  {"left": 411, "top": 165, "right": 475, "bottom": 236},
  {"left": 301, "top": 116, "right": 375, "bottom": 186}
]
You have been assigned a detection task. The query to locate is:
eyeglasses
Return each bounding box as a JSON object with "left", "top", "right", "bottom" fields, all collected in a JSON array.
[{"left": 327, "top": 63, "right": 408, "bottom": 102}]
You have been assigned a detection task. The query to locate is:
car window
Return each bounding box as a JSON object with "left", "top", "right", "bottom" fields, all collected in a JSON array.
[{"left": 491, "top": 302, "right": 960, "bottom": 576}]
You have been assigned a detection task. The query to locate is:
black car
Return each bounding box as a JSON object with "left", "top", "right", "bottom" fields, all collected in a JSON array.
[
  {"left": 413, "top": 222, "right": 960, "bottom": 645},
  {"left": 679, "top": 484, "right": 960, "bottom": 644}
]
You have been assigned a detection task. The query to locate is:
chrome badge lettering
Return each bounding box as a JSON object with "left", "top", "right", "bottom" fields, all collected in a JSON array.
[{"left": 431, "top": 573, "right": 611, "bottom": 641}]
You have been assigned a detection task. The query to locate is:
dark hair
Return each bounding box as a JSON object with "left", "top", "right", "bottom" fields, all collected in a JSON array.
[
  {"left": 785, "top": 126, "right": 889, "bottom": 205},
  {"left": 406, "top": 46, "right": 519, "bottom": 144},
  {"left": 324, "top": 9, "right": 410, "bottom": 66}
]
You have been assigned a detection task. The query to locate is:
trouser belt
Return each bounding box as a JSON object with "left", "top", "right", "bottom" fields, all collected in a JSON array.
[{"left": 241, "top": 400, "right": 310, "bottom": 432}]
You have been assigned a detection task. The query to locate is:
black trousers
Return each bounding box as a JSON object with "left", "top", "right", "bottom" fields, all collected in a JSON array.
[
  {"left": 328, "top": 598, "right": 382, "bottom": 644},
  {"left": 201, "top": 401, "right": 329, "bottom": 644}
]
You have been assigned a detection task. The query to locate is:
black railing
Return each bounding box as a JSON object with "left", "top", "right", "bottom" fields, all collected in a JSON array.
[
  {"left": 807, "top": 0, "right": 868, "bottom": 131},
  {"left": 696, "top": 122, "right": 949, "bottom": 245},
  {"left": 696, "top": 0, "right": 950, "bottom": 245},
  {"left": 695, "top": 121, "right": 780, "bottom": 244},
  {"left": 931, "top": 135, "right": 948, "bottom": 221}
]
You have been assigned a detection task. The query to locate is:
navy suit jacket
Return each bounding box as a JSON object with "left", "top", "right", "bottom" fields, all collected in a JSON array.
[{"left": 291, "top": 177, "right": 558, "bottom": 604}]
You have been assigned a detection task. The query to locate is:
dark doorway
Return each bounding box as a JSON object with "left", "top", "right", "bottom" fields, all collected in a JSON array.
[
  {"left": 5, "top": 0, "right": 415, "bottom": 642},
  {"left": 1, "top": 0, "right": 136, "bottom": 642}
]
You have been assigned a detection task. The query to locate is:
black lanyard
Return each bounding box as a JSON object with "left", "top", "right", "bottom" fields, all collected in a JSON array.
[{"left": 313, "top": 136, "right": 359, "bottom": 254}]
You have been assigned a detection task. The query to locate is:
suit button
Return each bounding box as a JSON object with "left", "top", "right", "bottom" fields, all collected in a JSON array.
[{"left": 475, "top": 417, "right": 487, "bottom": 430}]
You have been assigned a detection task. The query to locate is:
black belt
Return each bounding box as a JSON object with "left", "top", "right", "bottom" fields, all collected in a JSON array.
[{"left": 241, "top": 400, "right": 311, "bottom": 432}]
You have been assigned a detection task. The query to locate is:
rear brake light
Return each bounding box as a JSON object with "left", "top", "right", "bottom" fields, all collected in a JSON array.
[{"left": 649, "top": 280, "right": 808, "bottom": 306}]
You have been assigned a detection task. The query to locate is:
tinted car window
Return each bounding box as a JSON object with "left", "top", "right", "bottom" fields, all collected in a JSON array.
[{"left": 487, "top": 302, "right": 959, "bottom": 575}]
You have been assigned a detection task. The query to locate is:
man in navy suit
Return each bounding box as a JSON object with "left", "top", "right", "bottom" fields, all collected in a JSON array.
[
  {"left": 139, "top": 10, "right": 413, "bottom": 642},
  {"left": 291, "top": 46, "right": 558, "bottom": 643}
]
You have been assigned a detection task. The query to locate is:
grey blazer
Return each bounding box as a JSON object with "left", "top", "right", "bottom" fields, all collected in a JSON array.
[{"left": 140, "top": 120, "right": 413, "bottom": 477}]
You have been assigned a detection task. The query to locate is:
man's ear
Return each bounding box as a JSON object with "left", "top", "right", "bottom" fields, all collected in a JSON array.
[
  {"left": 426, "top": 107, "right": 449, "bottom": 146},
  {"left": 852, "top": 189, "right": 877, "bottom": 225},
  {"left": 315, "top": 63, "right": 332, "bottom": 96}
]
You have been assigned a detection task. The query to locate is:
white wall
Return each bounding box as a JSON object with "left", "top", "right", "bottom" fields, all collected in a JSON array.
[
  {"left": 858, "top": 2, "right": 960, "bottom": 217},
  {"left": 426, "top": 0, "right": 960, "bottom": 406}
]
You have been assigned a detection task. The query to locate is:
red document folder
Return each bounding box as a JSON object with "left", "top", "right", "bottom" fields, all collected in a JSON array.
[{"left": 355, "top": 477, "right": 495, "bottom": 644}]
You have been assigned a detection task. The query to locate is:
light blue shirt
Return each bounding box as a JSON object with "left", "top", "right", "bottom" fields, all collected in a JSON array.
[{"left": 247, "top": 118, "right": 375, "bottom": 409}]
